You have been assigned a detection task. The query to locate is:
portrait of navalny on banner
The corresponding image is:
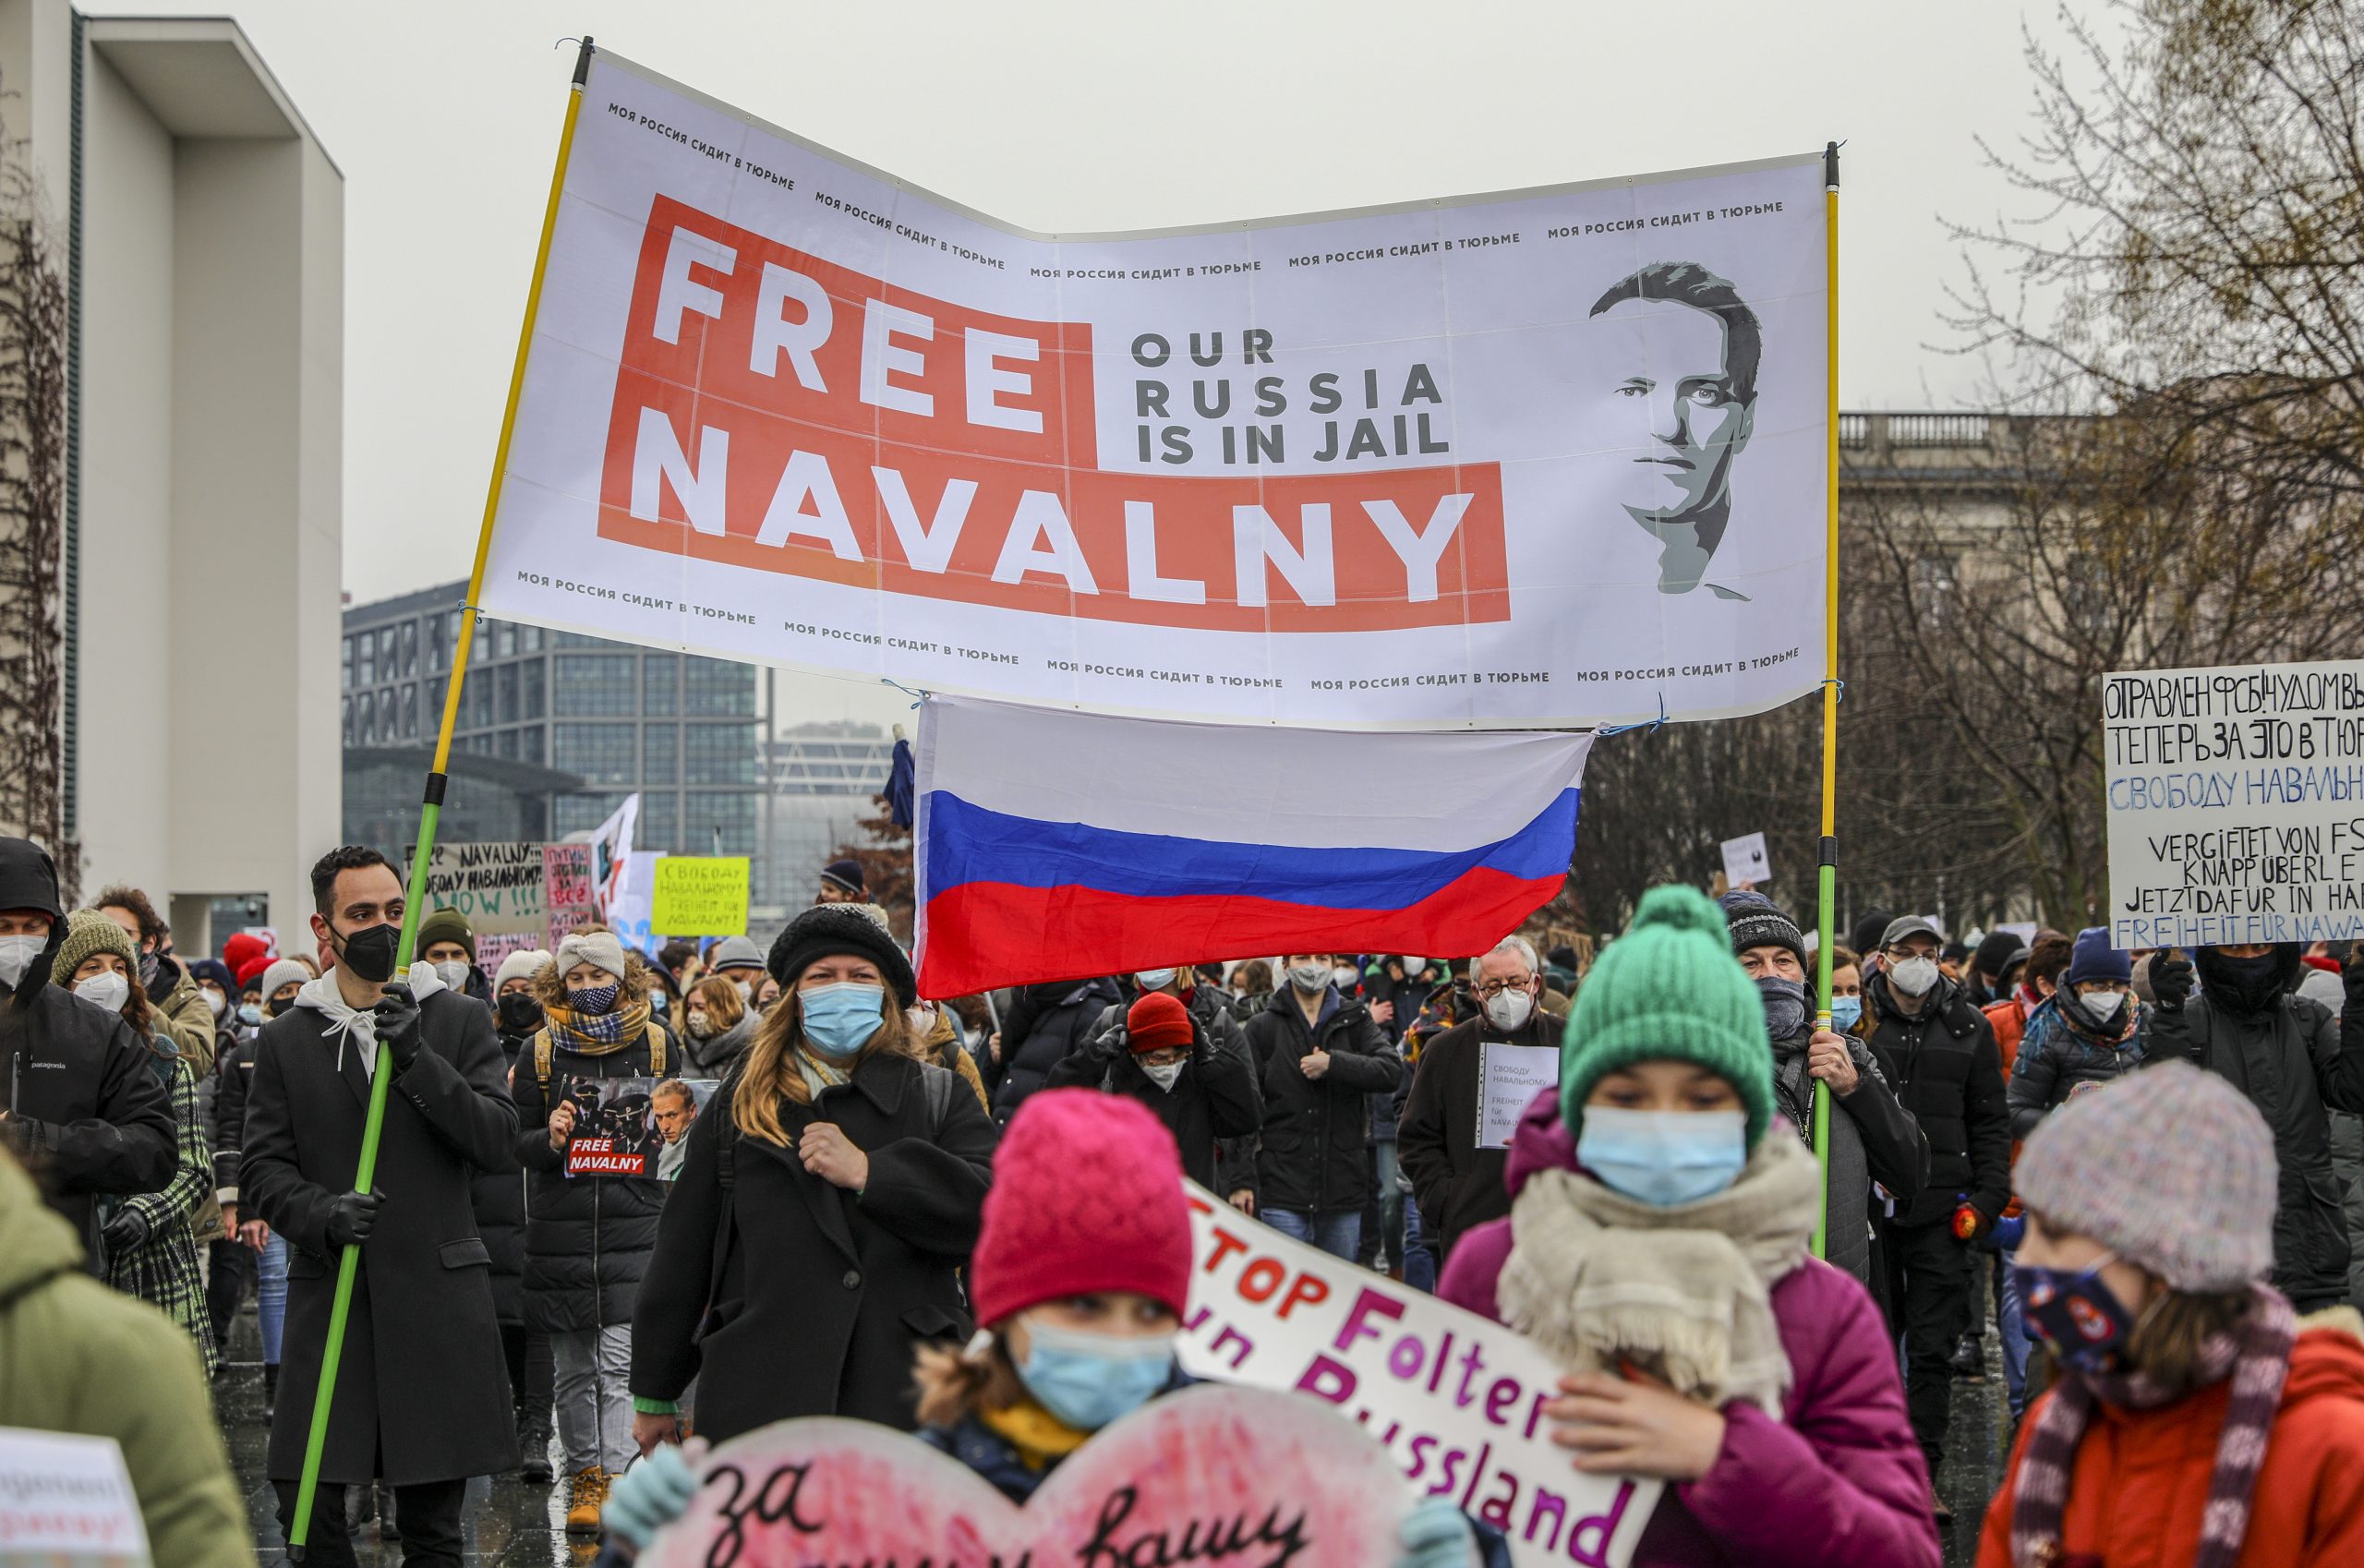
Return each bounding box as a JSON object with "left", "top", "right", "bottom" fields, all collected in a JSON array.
[{"left": 1586, "top": 260, "right": 1761, "bottom": 601}]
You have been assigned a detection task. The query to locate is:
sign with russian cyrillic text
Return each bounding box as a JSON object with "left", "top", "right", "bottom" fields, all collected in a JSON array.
[
  {"left": 2105, "top": 658, "right": 2364, "bottom": 947},
  {"left": 477, "top": 48, "right": 1828, "bottom": 729}
]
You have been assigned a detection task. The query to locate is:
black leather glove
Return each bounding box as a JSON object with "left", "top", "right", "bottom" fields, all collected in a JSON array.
[
  {"left": 2148, "top": 951, "right": 2195, "bottom": 1012},
  {"left": 372, "top": 982, "right": 423, "bottom": 1071},
  {"left": 323, "top": 1188, "right": 385, "bottom": 1249},
  {"left": 100, "top": 1206, "right": 150, "bottom": 1255}
]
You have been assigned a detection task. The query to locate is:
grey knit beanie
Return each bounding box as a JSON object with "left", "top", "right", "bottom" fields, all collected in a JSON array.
[{"left": 2015, "top": 1060, "right": 2276, "bottom": 1292}]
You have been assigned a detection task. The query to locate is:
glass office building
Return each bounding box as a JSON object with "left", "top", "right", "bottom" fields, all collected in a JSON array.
[{"left": 341, "top": 583, "right": 761, "bottom": 864}]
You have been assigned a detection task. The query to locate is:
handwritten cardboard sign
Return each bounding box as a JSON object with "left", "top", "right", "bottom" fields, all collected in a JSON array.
[
  {"left": 1179, "top": 1184, "right": 1657, "bottom": 1568},
  {"left": 544, "top": 842, "right": 598, "bottom": 946},
  {"left": 640, "top": 1386, "right": 1458, "bottom": 1568},
  {"left": 2105, "top": 657, "right": 2364, "bottom": 946},
  {"left": 0, "top": 1427, "right": 150, "bottom": 1565},
  {"left": 650, "top": 856, "right": 752, "bottom": 937}
]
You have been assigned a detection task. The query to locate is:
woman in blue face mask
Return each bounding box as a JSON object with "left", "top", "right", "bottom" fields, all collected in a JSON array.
[
  {"left": 621, "top": 902, "right": 999, "bottom": 1466},
  {"left": 1438, "top": 885, "right": 1942, "bottom": 1568},
  {"left": 603, "top": 1089, "right": 1502, "bottom": 1568}
]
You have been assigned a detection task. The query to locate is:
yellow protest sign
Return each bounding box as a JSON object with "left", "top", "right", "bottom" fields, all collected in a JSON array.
[{"left": 650, "top": 856, "right": 751, "bottom": 936}]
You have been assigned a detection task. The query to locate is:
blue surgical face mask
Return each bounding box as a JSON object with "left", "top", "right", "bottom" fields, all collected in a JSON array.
[
  {"left": 1828, "top": 994, "right": 1863, "bottom": 1031},
  {"left": 238, "top": 1003, "right": 264, "bottom": 1027},
  {"left": 1576, "top": 1105, "right": 1749, "bottom": 1206},
  {"left": 1016, "top": 1319, "right": 1176, "bottom": 1431},
  {"left": 2014, "top": 1253, "right": 2139, "bottom": 1372},
  {"left": 800, "top": 981, "right": 886, "bottom": 1058}
]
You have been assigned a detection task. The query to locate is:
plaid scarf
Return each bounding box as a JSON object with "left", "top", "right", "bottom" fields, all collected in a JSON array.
[
  {"left": 542, "top": 994, "right": 648, "bottom": 1055},
  {"left": 2008, "top": 1284, "right": 2296, "bottom": 1568}
]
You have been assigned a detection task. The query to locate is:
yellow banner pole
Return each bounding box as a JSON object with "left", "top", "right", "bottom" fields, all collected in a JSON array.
[
  {"left": 1810, "top": 142, "right": 1840, "bottom": 1262},
  {"left": 285, "top": 36, "right": 595, "bottom": 1555}
]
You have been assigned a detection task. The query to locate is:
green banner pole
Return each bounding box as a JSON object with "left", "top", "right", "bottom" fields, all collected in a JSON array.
[
  {"left": 1809, "top": 141, "right": 1841, "bottom": 1262},
  {"left": 285, "top": 38, "right": 593, "bottom": 1555}
]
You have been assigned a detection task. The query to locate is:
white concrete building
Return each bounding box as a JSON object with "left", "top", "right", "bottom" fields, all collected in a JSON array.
[{"left": 0, "top": 2, "right": 341, "bottom": 948}]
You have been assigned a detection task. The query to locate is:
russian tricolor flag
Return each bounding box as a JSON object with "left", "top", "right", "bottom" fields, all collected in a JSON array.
[{"left": 913, "top": 695, "right": 1592, "bottom": 997}]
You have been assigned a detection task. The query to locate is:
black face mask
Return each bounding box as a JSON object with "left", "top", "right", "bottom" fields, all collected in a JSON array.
[
  {"left": 2198, "top": 948, "right": 2290, "bottom": 1016},
  {"left": 1756, "top": 975, "right": 1811, "bottom": 1041},
  {"left": 497, "top": 994, "right": 543, "bottom": 1034},
  {"left": 336, "top": 922, "right": 402, "bottom": 985}
]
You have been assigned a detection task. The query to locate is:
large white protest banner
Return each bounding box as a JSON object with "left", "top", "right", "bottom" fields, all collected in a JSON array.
[
  {"left": 476, "top": 47, "right": 1828, "bottom": 730},
  {"left": 2105, "top": 658, "right": 2364, "bottom": 947},
  {"left": 1179, "top": 1186, "right": 1658, "bottom": 1568}
]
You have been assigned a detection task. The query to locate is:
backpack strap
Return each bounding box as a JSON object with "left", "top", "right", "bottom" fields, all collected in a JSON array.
[
  {"left": 703, "top": 1074, "right": 741, "bottom": 1337},
  {"left": 923, "top": 1061, "right": 956, "bottom": 1132}
]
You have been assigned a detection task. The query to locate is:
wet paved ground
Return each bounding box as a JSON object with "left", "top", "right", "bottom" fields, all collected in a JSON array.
[{"left": 222, "top": 1295, "right": 2014, "bottom": 1566}]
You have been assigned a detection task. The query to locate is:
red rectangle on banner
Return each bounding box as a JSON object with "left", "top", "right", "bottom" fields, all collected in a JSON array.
[{"left": 595, "top": 197, "right": 1510, "bottom": 633}]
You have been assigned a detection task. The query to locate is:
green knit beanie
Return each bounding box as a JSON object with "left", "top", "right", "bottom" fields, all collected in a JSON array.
[
  {"left": 416, "top": 907, "right": 476, "bottom": 963},
  {"left": 1561, "top": 884, "right": 1775, "bottom": 1149},
  {"left": 52, "top": 908, "right": 139, "bottom": 988}
]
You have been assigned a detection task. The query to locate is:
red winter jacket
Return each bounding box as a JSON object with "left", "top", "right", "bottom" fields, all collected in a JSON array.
[
  {"left": 1438, "top": 1090, "right": 1942, "bottom": 1568},
  {"left": 1976, "top": 1321, "right": 2364, "bottom": 1568}
]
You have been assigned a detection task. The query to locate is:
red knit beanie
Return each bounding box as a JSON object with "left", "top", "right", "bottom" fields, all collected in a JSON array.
[
  {"left": 223, "top": 932, "right": 271, "bottom": 975},
  {"left": 969, "top": 1089, "right": 1192, "bottom": 1328},
  {"left": 235, "top": 954, "right": 277, "bottom": 990},
  {"left": 1127, "top": 991, "right": 1194, "bottom": 1055}
]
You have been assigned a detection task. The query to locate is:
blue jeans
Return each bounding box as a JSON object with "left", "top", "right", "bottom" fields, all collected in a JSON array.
[
  {"left": 1262, "top": 1208, "right": 1362, "bottom": 1263},
  {"left": 1998, "top": 1248, "right": 2031, "bottom": 1418},
  {"left": 1400, "top": 1195, "right": 1438, "bottom": 1294},
  {"left": 257, "top": 1232, "right": 289, "bottom": 1366},
  {"left": 1373, "top": 1141, "right": 1405, "bottom": 1270}
]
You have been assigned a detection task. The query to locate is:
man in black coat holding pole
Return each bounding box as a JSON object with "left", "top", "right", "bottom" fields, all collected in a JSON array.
[{"left": 242, "top": 846, "right": 520, "bottom": 1564}]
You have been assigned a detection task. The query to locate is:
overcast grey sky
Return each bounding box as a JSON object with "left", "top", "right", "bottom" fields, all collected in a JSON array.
[{"left": 132, "top": 0, "right": 2083, "bottom": 727}]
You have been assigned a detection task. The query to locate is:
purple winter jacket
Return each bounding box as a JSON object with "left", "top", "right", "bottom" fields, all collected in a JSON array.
[{"left": 1437, "top": 1090, "right": 1941, "bottom": 1568}]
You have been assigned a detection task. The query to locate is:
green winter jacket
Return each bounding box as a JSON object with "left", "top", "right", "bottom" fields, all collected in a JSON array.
[{"left": 0, "top": 1151, "right": 248, "bottom": 1566}]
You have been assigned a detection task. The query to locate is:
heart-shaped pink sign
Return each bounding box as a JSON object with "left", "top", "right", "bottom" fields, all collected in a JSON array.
[{"left": 641, "top": 1384, "right": 1465, "bottom": 1567}]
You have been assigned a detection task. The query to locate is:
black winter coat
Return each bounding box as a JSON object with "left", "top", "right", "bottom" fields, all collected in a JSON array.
[
  {"left": 984, "top": 977, "right": 1121, "bottom": 1124},
  {"left": 1859, "top": 973, "right": 2011, "bottom": 1228},
  {"left": 2142, "top": 984, "right": 2364, "bottom": 1310},
  {"left": 632, "top": 1050, "right": 997, "bottom": 1441},
  {"left": 1398, "top": 1009, "right": 1561, "bottom": 1264},
  {"left": 1051, "top": 990, "right": 1261, "bottom": 1189},
  {"left": 1244, "top": 987, "right": 1403, "bottom": 1214},
  {"left": 509, "top": 1022, "right": 673, "bottom": 1332},
  {"left": 0, "top": 955, "right": 175, "bottom": 1264},
  {"left": 471, "top": 1026, "right": 532, "bottom": 1327},
  {"left": 1767, "top": 1024, "right": 1927, "bottom": 1285},
  {"left": 241, "top": 986, "right": 521, "bottom": 1485},
  {"left": 209, "top": 1034, "right": 259, "bottom": 1206}
]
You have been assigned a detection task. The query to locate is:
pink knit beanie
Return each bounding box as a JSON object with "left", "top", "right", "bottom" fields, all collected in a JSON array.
[{"left": 968, "top": 1089, "right": 1192, "bottom": 1328}]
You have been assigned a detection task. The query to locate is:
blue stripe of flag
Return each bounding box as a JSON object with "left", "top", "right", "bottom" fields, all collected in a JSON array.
[{"left": 922, "top": 788, "right": 1581, "bottom": 911}]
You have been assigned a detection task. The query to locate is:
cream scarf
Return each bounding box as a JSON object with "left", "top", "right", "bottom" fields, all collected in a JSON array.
[{"left": 1498, "top": 1128, "right": 1820, "bottom": 1415}]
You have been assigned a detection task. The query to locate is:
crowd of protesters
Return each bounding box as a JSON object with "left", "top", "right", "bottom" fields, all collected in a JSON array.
[{"left": 5, "top": 829, "right": 2363, "bottom": 1565}]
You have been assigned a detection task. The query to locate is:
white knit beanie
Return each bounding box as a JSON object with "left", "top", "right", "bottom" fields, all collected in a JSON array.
[
  {"left": 257, "top": 959, "right": 312, "bottom": 1004},
  {"left": 494, "top": 948, "right": 552, "bottom": 990},
  {"left": 554, "top": 930, "right": 628, "bottom": 985}
]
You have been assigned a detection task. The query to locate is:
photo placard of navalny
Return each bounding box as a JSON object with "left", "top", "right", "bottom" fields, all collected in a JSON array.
[
  {"left": 476, "top": 46, "right": 1831, "bottom": 730},
  {"left": 2105, "top": 657, "right": 2364, "bottom": 948}
]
